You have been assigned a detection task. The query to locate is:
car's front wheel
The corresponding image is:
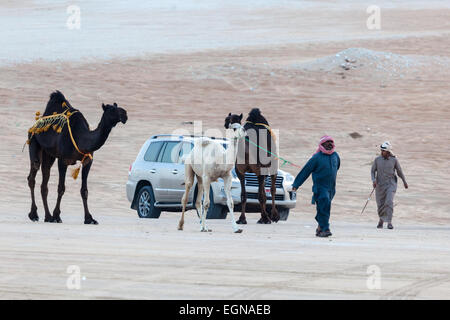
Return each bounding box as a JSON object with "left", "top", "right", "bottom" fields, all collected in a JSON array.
[
  {"left": 194, "top": 186, "right": 227, "bottom": 219},
  {"left": 278, "top": 208, "right": 290, "bottom": 221},
  {"left": 206, "top": 189, "right": 228, "bottom": 219},
  {"left": 136, "top": 186, "right": 161, "bottom": 218}
]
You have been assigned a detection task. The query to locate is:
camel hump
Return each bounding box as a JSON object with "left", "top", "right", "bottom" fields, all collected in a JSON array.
[
  {"left": 45, "top": 90, "right": 71, "bottom": 115},
  {"left": 247, "top": 107, "right": 269, "bottom": 125},
  {"left": 249, "top": 108, "right": 262, "bottom": 117},
  {"left": 49, "top": 90, "right": 66, "bottom": 104},
  {"left": 196, "top": 137, "right": 211, "bottom": 147}
]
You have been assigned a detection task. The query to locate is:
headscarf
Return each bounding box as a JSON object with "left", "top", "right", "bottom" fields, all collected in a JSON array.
[
  {"left": 315, "top": 135, "right": 335, "bottom": 155},
  {"left": 380, "top": 141, "right": 395, "bottom": 156}
]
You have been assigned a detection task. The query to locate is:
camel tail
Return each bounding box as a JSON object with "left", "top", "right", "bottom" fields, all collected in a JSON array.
[{"left": 23, "top": 131, "right": 33, "bottom": 152}]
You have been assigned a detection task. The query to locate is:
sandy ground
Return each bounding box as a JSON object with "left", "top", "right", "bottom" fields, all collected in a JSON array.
[
  {"left": 0, "top": 0, "right": 449, "bottom": 299},
  {"left": 1, "top": 213, "right": 450, "bottom": 299}
]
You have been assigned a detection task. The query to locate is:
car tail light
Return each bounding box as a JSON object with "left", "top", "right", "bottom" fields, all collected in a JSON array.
[{"left": 129, "top": 164, "right": 132, "bottom": 173}]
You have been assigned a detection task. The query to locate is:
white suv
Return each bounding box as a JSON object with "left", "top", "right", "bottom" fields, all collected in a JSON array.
[{"left": 126, "top": 134, "right": 297, "bottom": 220}]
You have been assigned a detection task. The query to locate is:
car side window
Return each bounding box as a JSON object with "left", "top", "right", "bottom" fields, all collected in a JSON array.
[
  {"left": 160, "top": 141, "right": 179, "bottom": 163},
  {"left": 144, "top": 141, "right": 163, "bottom": 162},
  {"left": 179, "top": 142, "right": 194, "bottom": 158}
]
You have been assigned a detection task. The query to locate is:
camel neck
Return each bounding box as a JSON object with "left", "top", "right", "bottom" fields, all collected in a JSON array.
[
  {"left": 226, "top": 137, "right": 240, "bottom": 168},
  {"left": 78, "top": 113, "right": 114, "bottom": 153}
]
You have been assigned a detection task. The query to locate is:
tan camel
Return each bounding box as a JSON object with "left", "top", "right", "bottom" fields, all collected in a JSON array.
[{"left": 178, "top": 120, "right": 246, "bottom": 233}]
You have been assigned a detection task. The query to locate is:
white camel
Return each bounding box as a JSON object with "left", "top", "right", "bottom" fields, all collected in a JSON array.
[{"left": 178, "top": 122, "right": 246, "bottom": 233}]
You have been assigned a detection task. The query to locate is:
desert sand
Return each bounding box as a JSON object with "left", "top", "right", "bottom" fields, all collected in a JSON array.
[{"left": 0, "top": 0, "right": 449, "bottom": 299}]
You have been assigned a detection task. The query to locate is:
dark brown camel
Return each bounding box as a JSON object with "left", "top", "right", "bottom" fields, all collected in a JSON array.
[
  {"left": 224, "top": 108, "right": 280, "bottom": 224},
  {"left": 26, "top": 91, "right": 127, "bottom": 224}
]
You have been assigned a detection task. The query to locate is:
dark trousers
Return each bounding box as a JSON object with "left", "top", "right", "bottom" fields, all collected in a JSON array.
[{"left": 313, "top": 189, "right": 333, "bottom": 231}]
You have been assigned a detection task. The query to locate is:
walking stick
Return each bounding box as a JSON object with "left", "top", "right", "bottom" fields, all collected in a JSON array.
[{"left": 361, "top": 187, "right": 375, "bottom": 214}]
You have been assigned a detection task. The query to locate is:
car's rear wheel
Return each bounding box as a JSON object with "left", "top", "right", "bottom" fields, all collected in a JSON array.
[
  {"left": 136, "top": 186, "right": 161, "bottom": 218},
  {"left": 278, "top": 208, "right": 290, "bottom": 221}
]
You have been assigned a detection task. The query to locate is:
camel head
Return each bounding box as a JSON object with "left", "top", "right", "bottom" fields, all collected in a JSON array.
[
  {"left": 224, "top": 112, "right": 243, "bottom": 129},
  {"left": 102, "top": 102, "right": 128, "bottom": 127},
  {"left": 229, "top": 122, "right": 246, "bottom": 140}
]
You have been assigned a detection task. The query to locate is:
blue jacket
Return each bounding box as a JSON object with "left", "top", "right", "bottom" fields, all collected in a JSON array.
[{"left": 292, "top": 152, "right": 340, "bottom": 201}]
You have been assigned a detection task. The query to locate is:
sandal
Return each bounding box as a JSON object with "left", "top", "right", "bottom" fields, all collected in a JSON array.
[{"left": 377, "top": 219, "right": 383, "bottom": 229}]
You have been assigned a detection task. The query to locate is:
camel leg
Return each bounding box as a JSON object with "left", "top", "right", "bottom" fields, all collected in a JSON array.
[
  {"left": 257, "top": 175, "right": 271, "bottom": 224},
  {"left": 223, "top": 174, "right": 242, "bottom": 233},
  {"left": 41, "top": 152, "right": 56, "bottom": 222},
  {"left": 80, "top": 160, "right": 97, "bottom": 225},
  {"left": 195, "top": 175, "right": 204, "bottom": 223},
  {"left": 52, "top": 159, "right": 67, "bottom": 223},
  {"left": 200, "top": 176, "right": 212, "bottom": 232},
  {"left": 178, "top": 164, "right": 194, "bottom": 231},
  {"left": 27, "top": 138, "right": 42, "bottom": 222},
  {"left": 270, "top": 174, "right": 280, "bottom": 222},
  {"left": 236, "top": 169, "right": 247, "bottom": 224}
]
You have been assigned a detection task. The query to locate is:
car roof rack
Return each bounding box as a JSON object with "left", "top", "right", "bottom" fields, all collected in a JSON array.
[{"left": 150, "top": 134, "right": 228, "bottom": 141}]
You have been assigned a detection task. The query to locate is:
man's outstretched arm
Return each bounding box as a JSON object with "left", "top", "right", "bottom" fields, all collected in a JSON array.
[{"left": 292, "top": 156, "right": 316, "bottom": 191}]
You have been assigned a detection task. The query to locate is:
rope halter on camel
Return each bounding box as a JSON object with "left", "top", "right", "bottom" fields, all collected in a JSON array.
[
  {"left": 229, "top": 122, "right": 246, "bottom": 140},
  {"left": 27, "top": 102, "right": 93, "bottom": 180}
]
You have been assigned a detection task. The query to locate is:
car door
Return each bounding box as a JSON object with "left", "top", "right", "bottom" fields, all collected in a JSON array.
[
  {"left": 170, "top": 142, "right": 194, "bottom": 203},
  {"left": 157, "top": 141, "right": 184, "bottom": 202},
  {"left": 141, "top": 140, "right": 166, "bottom": 201}
]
